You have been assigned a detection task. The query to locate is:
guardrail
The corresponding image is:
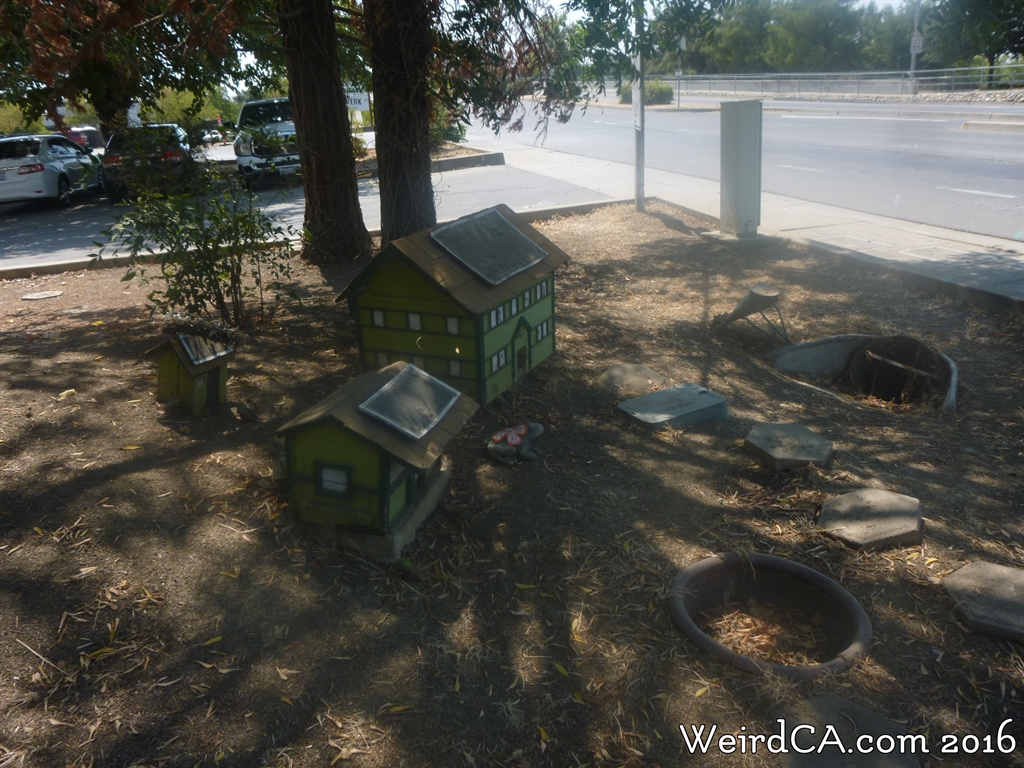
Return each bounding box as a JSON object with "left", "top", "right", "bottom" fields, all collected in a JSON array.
[{"left": 620, "top": 64, "right": 1024, "bottom": 99}]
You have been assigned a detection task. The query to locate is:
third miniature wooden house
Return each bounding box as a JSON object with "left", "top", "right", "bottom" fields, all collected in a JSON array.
[
  {"left": 148, "top": 334, "right": 234, "bottom": 418},
  {"left": 338, "top": 205, "right": 570, "bottom": 404}
]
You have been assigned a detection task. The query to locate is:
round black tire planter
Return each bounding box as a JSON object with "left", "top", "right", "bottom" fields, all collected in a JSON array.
[{"left": 668, "top": 552, "right": 872, "bottom": 681}]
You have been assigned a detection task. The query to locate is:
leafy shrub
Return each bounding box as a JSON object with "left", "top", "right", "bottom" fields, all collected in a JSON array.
[
  {"left": 647, "top": 80, "right": 675, "bottom": 104},
  {"left": 92, "top": 150, "right": 295, "bottom": 328},
  {"left": 429, "top": 105, "right": 467, "bottom": 147},
  {"left": 618, "top": 80, "right": 675, "bottom": 105}
]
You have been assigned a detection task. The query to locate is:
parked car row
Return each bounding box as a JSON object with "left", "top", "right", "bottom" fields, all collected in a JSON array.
[{"left": 1, "top": 102, "right": 302, "bottom": 208}]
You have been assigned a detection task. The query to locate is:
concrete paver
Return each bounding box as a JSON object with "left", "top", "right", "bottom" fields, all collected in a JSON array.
[
  {"left": 943, "top": 561, "right": 1024, "bottom": 642},
  {"left": 818, "top": 489, "right": 922, "bottom": 550},
  {"left": 617, "top": 383, "right": 727, "bottom": 430},
  {"left": 744, "top": 423, "right": 833, "bottom": 470}
]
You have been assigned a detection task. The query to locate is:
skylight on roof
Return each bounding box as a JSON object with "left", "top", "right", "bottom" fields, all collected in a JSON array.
[
  {"left": 430, "top": 208, "right": 548, "bottom": 286},
  {"left": 358, "top": 365, "right": 461, "bottom": 439},
  {"left": 178, "top": 335, "right": 233, "bottom": 366}
]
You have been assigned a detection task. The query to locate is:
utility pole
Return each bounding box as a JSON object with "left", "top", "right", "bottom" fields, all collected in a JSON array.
[
  {"left": 633, "top": 0, "right": 645, "bottom": 212},
  {"left": 910, "top": 0, "right": 923, "bottom": 78}
]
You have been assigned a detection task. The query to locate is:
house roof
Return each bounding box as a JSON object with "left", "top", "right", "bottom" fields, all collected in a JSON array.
[
  {"left": 146, "top": 335, "right": 235, "bottom": 377},
  {"left": 276, "top": 362, "right": 479, "bottom": 471},
  {"left": 336, "top": 204, "right": 571, "bottom": 316}
]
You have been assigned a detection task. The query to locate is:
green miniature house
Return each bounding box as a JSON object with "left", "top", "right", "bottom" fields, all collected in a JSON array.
[
  {"left": 276, "top": 362, "right": 479, "bottom": 559},
  {"left": 148, "top": 335, "right": 235, "bottom": 418},
  {"left": 338, "top": 204, "right": 571, "bottom": 404}
]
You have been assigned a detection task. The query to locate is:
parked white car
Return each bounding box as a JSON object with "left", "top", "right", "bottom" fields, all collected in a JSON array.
[
  {"left": 233, "top": 98, "right": 300, "bottom": 185},
  {"left": 0, "top": 134, "right": 102, "bottom": 206}
]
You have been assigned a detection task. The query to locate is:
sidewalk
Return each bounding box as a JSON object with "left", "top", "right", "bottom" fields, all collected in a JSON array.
[{"left": 480, "top": 139, "right": 1024, "bottom": 316}]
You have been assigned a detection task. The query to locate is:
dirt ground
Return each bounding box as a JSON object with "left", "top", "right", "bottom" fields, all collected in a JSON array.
[{"left": 1, "top": 201, "right": 1022, "bottom": 768}]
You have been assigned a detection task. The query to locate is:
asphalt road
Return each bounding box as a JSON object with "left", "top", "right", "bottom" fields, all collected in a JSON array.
[{"left": 465, "top": 98, "right": 1024, "bottom": 240}]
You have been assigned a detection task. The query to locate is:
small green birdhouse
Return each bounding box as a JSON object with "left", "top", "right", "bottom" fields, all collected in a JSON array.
[
  {"left": 338, "top": 205, "right": 570, "bottom": 404},
  {"left": 148, "top": 335, "right": 235, "bottom": 418},
  {"left": 276, "top": 362, "right": 479, "bottom": 560}
]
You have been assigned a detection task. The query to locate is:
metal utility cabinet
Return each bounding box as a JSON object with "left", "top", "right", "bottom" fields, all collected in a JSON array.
[{"left": 720, "top": 100, "right": 763, "bottom": 238}]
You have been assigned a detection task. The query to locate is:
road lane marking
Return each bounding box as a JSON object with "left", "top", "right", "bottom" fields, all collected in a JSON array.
[
  {"left": 779, "top": 114, "right": 947, "bottom": 122},
  {"left": 778, "top": 164, "right": 823, "bottom": 172},
  {"left": 936, "top": 186, "right": 1017, "bottom": 199}
]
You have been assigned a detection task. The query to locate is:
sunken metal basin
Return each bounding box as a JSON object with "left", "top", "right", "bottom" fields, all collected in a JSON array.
[
  {"left": 765, "top": 334, "right": 958, "bottom": 412},
  {"left": 668, "top": 553, "right": 872, "bottom": 681}
]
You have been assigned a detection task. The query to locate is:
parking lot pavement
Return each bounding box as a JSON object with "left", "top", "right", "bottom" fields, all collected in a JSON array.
[{"left": 0, "top": 162, "right": 605, "bottom": 277}]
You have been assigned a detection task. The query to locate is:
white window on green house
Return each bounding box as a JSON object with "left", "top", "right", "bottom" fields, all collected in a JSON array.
[
  {"left": 511, "top": 297, "right": 518, "bottom": 315},
  {"left": 408, "top": 313, "right": 421, "bottom": 331},
  {"left": 377, "top": 351, "right": 388, "bottom": 367},
  {"left": 523, "top": 291, "right": 531, "bottom": 308},
  {"left": 412, "top": 356, "right": 425, "bottom": 369},
  {"left": 498, "top": 349, "right": 506, "bottom": 367},
  {"left": 490, "top": 305, "right": 506, "bottom": 329},
  {"left": 446, "top": 316, "right": 459, "bottom": 335},
  {"left": 319, "top": 466, "right": 349, "bottom": 496},
  {"left": 491, "top": 354, "right": 499, "bottom": 373},
  {"left": 449, "top": 359, "right": 461, "bottom": 377},
  {"left": 372, "top": 310, "right": 385, "bottom": 327},
  {"left": 536, "top": 320, "right": 550, "bottom": 342}
]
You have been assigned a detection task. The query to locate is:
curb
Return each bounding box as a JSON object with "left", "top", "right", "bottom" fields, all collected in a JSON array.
[{"left": 432, "top": 152, "right": 504, "bottom": 173}]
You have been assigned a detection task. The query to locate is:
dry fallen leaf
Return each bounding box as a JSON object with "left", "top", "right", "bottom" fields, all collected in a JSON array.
[
  {"left": 200, "top": 636, "right": 223, "bottom": 647},
  {"left": 119, "top": 445, "right": 142, "bottom": 451},
  {"left": 276, "top": 667, "right": 300, "bottom": 680}
]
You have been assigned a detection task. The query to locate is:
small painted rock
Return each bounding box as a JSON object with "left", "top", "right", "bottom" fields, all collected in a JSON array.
[{"left": 487, "top": 421, "right": 545, "bottom": 466}]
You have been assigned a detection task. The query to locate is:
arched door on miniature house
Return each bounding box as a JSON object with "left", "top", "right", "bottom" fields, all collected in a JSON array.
[{"left": 512, "top": 319, "right": 531, "bottom": 381}]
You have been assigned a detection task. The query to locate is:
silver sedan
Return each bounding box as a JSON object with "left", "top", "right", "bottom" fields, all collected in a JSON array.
[{"left": 0, "top": 134, "right": 102, "bottom": 207}]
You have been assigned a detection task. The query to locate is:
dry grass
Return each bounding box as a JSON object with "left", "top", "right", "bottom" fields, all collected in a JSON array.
[{"left": 1, "top": 201, "right": 1022, "bottom": 767}]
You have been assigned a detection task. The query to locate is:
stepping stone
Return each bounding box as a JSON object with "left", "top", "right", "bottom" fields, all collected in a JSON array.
[
  {"left": 598, "top": 363, "right": 666, "bottom": 397},
  {"left": 818, "top": 489, "right": 922, "bottom": 550},
  {"left": 22, "top": 291, "right": 63, "bottom": 301},
  {"left": 778, "top": 693, "right": 920, "bottom": 767},
  {"left": 943, "top": 561, "right": 1024, "bottom": 642},
  {"left": 743, "top": 423, "right": 833, "bottom": 471},
  {"left": 617, "top": 383, "right": 727, "bottom": 430}
]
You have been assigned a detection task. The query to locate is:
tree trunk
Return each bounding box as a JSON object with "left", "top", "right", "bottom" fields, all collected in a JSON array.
[
  {"left": 364, "top": 0, "right": 437, "bottom": 244},
  {"left": 277, "top": 0, "right": 372, "bottom": 263}
]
